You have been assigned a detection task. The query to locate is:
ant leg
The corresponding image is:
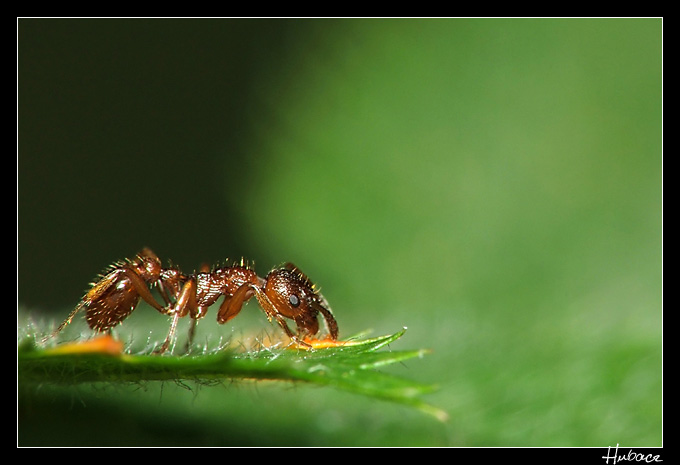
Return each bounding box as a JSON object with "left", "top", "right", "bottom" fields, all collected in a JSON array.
[
  {"left": 216, "top": 283, "right": 255, "bottom": 324},
  {"left": 157, "top": 280, "right": 174, "bottom": 307},
  {"left": 184, "top": 318, "right": 198, "bottom": 353},
  {"left": 40, "top": 302, "right": 86, "bottom": 344},
  {"left": 155, "top": 277, "right": 197, "bottom": 354},
  {"left": 155, "top": 312, "right": 181, "bottom": 354},
  {"left": 41, "top": 268, "right": 125, "bottom": 343},
  {"left": 120, "top": 267, "right": 167, "bottom": 314}
]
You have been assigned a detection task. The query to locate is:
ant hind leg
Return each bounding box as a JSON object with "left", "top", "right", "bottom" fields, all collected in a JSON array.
[
  {"left": 183, "top": 318, "right": 198, "bottom": 354},
  {"left": 40, "top": 302, "right": 86, "bottom": 345},
  {"left": 154, "top": 277, "right": 197, "bottom": 355},
  {"left": 154, "top": 312, "right": 181, "bottom": 354}
]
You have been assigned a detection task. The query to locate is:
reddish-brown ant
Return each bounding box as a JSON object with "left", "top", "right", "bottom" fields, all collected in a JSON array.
[{"left": 42, "top": 248, "right": 339, "bottom": 354}]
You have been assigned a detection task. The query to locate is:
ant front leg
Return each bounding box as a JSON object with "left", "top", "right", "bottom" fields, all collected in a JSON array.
[
  {"left": 215, "top": 283, "right": 309, "bottom": 347},
  {"left": 216, "top": 283, "right": 255, "bottom": 324}
]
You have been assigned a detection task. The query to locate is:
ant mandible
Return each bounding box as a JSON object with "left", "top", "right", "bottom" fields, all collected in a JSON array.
[{"left": 42, "top": 248, "right": 339, "bottom": 354}]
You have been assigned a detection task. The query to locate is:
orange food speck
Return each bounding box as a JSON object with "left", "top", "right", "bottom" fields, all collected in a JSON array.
[
  {"left": 292, "top": 337, "right": 360, "bottom": 350},
  {"left": 45, "top": 334, "right": 124, "bottom": 356}
]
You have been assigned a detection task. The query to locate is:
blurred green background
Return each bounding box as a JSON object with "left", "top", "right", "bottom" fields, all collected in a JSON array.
[{"left": 18, "top": 18, "right": 662, "bottom": 446}]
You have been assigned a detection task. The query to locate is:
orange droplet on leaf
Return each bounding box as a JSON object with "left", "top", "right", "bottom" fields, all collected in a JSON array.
[{"left": 45, "top": 334, "right": 124, "bottom": 356}]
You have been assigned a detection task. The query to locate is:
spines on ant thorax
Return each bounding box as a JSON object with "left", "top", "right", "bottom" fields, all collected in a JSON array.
[
  {"left": 207, "top": 257, "right": 256, "bottom": 273},
  {"left": 196, "top": 260, "right": 261, "bottom": 296}
]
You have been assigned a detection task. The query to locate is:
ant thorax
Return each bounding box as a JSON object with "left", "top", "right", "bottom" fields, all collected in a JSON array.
[{"left": 195, "top": 265, "right": 260, "bottom": 308}]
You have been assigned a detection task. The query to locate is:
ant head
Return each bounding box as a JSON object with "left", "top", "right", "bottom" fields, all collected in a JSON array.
[
  {"left": 263, "top": 263, "right": 337, "bottom": 338},
  {"left": 264, "top": 264, "right": 318, "bottom": 318}
]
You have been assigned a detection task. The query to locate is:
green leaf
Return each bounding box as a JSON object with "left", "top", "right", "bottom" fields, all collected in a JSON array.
[{"left": 18, "top": 328, "right": 447, "bottom": 422}]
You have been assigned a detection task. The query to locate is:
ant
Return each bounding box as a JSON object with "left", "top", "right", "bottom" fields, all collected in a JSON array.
[{"left": 42, "top": 248, "right": 339, "bottom": 354}]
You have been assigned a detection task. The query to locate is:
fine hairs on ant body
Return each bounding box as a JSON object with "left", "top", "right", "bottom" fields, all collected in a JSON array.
[{"left": 43, "top": 248, "right": 339, "bottom": 354}]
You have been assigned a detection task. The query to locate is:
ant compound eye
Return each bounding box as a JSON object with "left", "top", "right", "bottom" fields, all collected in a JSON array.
[{"left": 289, "top": 294, "right": 300, "bottom": 307}]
